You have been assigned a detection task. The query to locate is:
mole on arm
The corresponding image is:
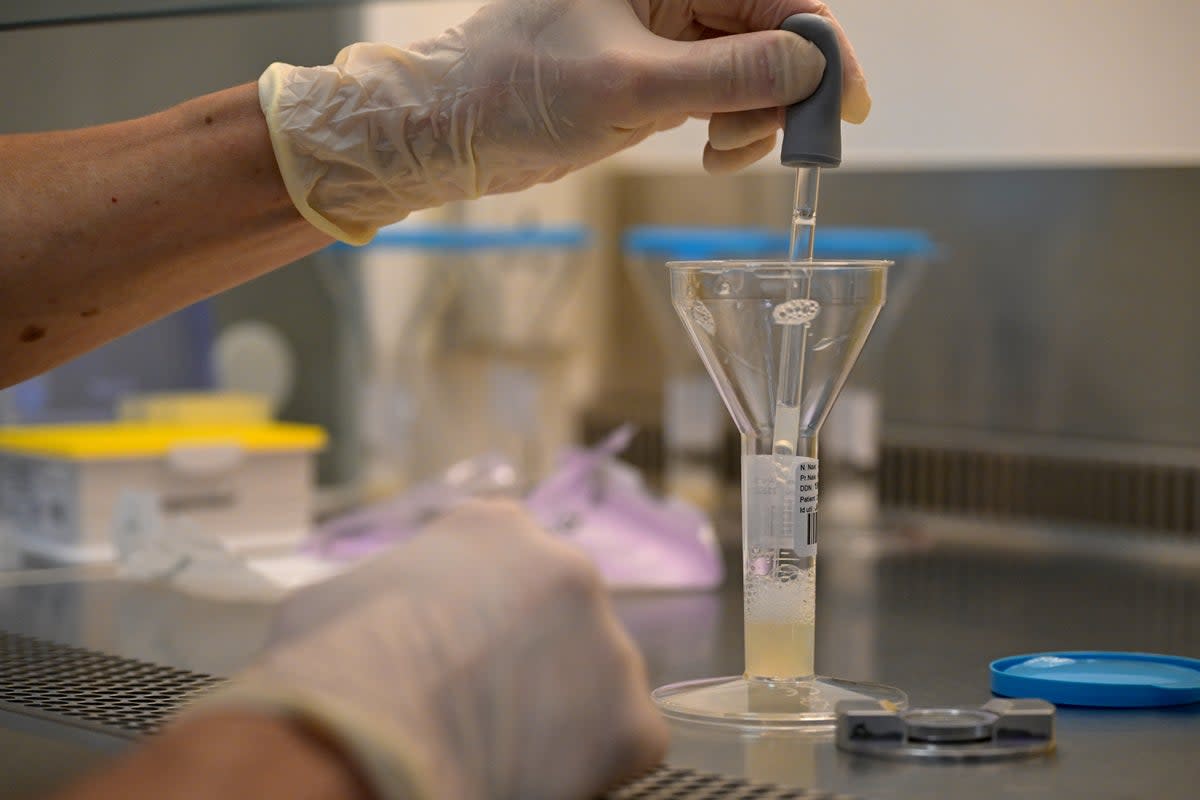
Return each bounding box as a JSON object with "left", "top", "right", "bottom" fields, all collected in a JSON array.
[{"left": 19, "top": 325, "right": 46, "bottom": 343}]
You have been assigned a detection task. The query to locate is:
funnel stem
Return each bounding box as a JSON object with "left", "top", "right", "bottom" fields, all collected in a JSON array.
[{"left": 742, "top": 434, "right": 819, "bottom": 681}]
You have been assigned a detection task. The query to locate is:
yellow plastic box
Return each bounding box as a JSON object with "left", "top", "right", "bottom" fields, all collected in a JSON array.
[{"left": 0, "top": 422, "right": 325, "bottom": 563}]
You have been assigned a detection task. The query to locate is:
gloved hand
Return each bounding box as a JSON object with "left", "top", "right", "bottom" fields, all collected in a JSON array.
[
  {"left": 202, "top": 500, "right": 667, "bottom": 800},
  {"left": 259, "top": 0, "right": 870, "bottom": 244}
]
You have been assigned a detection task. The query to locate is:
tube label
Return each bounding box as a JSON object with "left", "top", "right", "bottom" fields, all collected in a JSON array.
[{"left": 744, "top": 455, "right": 819, "bottom": 556}]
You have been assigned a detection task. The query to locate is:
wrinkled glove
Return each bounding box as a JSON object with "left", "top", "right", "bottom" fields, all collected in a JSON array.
[
  {"left": 199, "top": 500, "right": 667, "bottom": 800},
  {"left": 259, "top": 0, "right": 870, "bottom": 244}
]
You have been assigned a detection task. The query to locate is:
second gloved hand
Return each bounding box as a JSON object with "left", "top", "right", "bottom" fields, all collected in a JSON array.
[
  {"left": 210, "top": 500, "right": 667, "bottom": 800},
  {"left": 260, "top": 0, "right": 870, "bottom": 244}
]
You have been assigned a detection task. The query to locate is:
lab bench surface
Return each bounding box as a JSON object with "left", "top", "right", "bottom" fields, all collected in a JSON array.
[{"left": 1, "top": 516, "right": 1198, "bottom": 799}]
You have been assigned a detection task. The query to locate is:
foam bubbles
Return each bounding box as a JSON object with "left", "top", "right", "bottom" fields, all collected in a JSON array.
[{"left": 744, "top": 549, "right": 815, "bottom": 625}]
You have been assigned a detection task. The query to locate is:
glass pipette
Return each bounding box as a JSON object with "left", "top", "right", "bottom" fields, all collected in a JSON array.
[{"left": 773, "top": 166, "right": 820, "bottom": 457}]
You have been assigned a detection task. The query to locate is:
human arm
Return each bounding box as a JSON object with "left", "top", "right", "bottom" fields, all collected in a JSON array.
[
  {"left": 0, "top": 83, "right": 331, "bottom": 388},
  {"left": 48, "top": 711, "right": 375, "bottom": 800}
]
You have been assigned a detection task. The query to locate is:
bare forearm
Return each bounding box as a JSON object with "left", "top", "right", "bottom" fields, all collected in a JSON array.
[
  {"left": 0, "top": 83, "right": 331, "bottom": 388},
  {"left": 49, "top": 711, "right": 374, "bottom": 800}
]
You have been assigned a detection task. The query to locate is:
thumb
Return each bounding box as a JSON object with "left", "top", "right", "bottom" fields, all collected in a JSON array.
[{"left": 643, "top": 30, "right": 825, "bottom": 115}]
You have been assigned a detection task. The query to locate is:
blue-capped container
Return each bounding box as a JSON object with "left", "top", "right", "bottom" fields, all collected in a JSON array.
[
  {"left": 356, "top": 222, "right": 592, "bottom": 485},
  {"left": 369, "top": 223, "right": 591, "bottom": 353},
  {"left": 810, "top": 229, "right": 938, "bottom": 465},
  {"left": 809, "top": 227, "right": 939, "bottom": 345},
  {"left": 804, "top": 228, "right": 939, "bottom": 528}
]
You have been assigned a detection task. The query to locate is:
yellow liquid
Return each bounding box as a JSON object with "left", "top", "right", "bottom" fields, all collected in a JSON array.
[{"left": 744, "top": 618, "right": 815, "bottom": 679}]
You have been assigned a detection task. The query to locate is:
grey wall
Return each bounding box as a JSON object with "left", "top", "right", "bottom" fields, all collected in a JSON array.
[
  {"left": 615, "top": 166, "right": 1200, "bottom": 455},
  {"left": 0, "top": 7, "right": 352, "bottom": 130},
  {"left": 824, "top": 168, "right": 1200, "bottom": 450}
]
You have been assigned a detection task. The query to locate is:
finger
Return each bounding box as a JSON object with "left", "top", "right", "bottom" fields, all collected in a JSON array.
[
  {"left": 592, "top": 605, "right": 670, "bottom": 789},
  {"left": 702, "top": 132, "right": 778, "bottom": 174},
  {"left": 708, "top": 107, "right": 783, "bottom": 151},
  {"left": 614, "top": 695, "right": 670, "bottom": 786},
  {"left": 652, "top": 111, "right": 691, "bottom": 134},
  {"left": 683, "top": 0, "right": 871, "bottom": 122},
  {"left": 641, "top": 31, "right": 824, "bottom": 115}
]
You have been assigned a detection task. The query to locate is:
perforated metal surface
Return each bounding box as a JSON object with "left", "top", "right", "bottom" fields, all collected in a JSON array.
[
  {"left": 879, "top": 443, "right": 1200, "bottom": 534},
  {"left": 0, "top": 630, "right": 844, "bottom": 798},
  {"left": 581, "top": 414, "right": 1200, "bottom": 537},
  {"left": 0, "top": 630, "right": 221, "bottom": 737},
  {"left": 611, "top": 767, "right": 854, "bottom": 799}
]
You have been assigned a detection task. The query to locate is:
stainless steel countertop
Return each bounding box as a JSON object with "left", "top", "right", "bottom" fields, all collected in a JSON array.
[{"left": 2, "top": 514, "right": 1199, "bottom": 798}]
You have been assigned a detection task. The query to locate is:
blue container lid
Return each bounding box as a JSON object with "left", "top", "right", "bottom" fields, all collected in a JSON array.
[
  {"left": 622, "top": 226, "right": 937, "bottom": 261},
  {"left": 623, "top": 227, "right": 788, "bottom": 260},
  {"left": 356, "top": 224, "right": 590, "bottom": 251},
  {"left": 991, "top": 651, "right": 1200, "bottom": 708},
  {"left": 810, "top": 227, "right": 938, "bottom": 260}
]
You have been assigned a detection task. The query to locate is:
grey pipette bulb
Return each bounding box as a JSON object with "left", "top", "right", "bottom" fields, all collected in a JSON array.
[{"left": 779, "top": 14, "right": 843, "bottom": 167}]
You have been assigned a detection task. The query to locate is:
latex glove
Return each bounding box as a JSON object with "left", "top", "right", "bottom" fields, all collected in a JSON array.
[
  {"left": 206, "top": 500, "right": 667, "bottom": 800},
  {"left": 260, "top": 0, "right": 870, "bottom": 244}
]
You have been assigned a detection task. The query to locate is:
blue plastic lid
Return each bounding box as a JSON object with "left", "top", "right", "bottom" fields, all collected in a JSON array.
[
  {"left": 810, "top": 227, "right": 938, "bottom": 260},
  {"left": 622, "top": 226, "right": 936, "bottom": 261},
  {"left": 622, "top": 227, "right": 788, "bottom": 260},
  {"left": 355, "top": 224, "right": 590, "bottom": 251},
  {"left": 991, "top": 651, "right": 1200, "bottom": 708}
]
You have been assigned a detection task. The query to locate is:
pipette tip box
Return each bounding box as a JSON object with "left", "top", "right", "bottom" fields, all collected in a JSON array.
[{"left": 0, "top": 422, "right": 325, "bottom": 563}]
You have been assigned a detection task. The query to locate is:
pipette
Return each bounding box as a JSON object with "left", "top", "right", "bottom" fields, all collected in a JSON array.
[
  {"left": 788, "top": 166, "right": 821, "bottom": 263},
  {"left": 764, "top": 13, "right": 841, "bottom": 678},
  {"left": 773, "top": 14, "right": 843, "bottom": 458},
  {"left": 775, "top": 165, "right": 820, "bottom": 457}
]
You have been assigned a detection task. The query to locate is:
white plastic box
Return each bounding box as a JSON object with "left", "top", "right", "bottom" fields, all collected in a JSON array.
[{"left": 0, "top": 422, "right": 325, "bottom": 563}]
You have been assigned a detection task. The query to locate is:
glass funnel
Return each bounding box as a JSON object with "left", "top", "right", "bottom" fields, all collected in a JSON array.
[{"left": 652, "top": 260, "right": 908, "bottom": 728}]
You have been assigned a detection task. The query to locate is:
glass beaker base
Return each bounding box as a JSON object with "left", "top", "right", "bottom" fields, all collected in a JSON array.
[{"left": 652, "top": 674, "right": 907, "bottom": 730}]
